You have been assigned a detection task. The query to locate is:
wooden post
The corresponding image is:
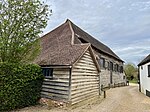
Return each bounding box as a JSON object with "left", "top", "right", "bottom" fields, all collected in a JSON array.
[
  {"left": 104, "top": 91, "right": 106, "bottom": 98},
  {"left": 101, "top": 85, "right": 103, "bottom": 91},
  {"left": 108, "top": 83, "right": 110, "bottom": 89}
]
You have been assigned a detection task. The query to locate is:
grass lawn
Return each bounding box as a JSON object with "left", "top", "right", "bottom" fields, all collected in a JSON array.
[{"left": 129, "top": 79, "right": 138, "bottom": 84}]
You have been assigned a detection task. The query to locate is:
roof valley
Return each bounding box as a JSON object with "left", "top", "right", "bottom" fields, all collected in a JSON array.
[
  {"left": 67, "top": 19, "right": 123, "bottom": 62},
  {"left": 67, "top": 20, "right": 75, "bottom": 45}
]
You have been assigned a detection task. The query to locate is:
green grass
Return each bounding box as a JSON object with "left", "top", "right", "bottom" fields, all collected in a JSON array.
[{"left": 129, "top": 79, "right": 138, "bottom": 84}]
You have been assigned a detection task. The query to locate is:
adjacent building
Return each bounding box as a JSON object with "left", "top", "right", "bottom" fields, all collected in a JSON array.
[
  {"left": 35, "top": 19, "right": 126, "bottom": 104},
  {"left": 138, "top": 54, "right": 150, "bottom": 97}
]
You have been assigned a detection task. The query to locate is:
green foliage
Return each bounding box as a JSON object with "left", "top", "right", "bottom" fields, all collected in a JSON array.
[
  {"left": 129, "top": 79, "right": 138, "bottom": 84},
  {"left": 0, "top": 0, "right": 51, "bottom": 63},
  {"left": 124, "top": 63, "right": 138, "bottom": 80},
  {"left": 0, "top": 63, "right": 44, "bottom": 111}
]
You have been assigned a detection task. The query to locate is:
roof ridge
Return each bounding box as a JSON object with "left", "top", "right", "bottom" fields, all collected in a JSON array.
[{"left": 65, "top": 18, "right": 72, "bottom": 23}]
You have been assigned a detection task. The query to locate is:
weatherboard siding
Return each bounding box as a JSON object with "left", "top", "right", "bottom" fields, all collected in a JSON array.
[
  {"left": 41, "top": 68, "right": 70, "bottom": 102},
  {"left": 71, "top": 50, "right": 100, "bottom": 104}
]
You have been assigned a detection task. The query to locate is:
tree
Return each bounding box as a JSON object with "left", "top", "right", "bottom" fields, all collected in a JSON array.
[
  {"left": 0, "top": 0, "right": 51, "bottom": 63},
  {"left": 124, "top": 63, "right": 138, "bottom": 80}
]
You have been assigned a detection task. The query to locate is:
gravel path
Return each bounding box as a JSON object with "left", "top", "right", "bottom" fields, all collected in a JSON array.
[
  {"left": 90, "top": 83, "right": 150, "bottom": 112},
  {"left": 16, "top": 84, "right": 150, "bottom": 112}
]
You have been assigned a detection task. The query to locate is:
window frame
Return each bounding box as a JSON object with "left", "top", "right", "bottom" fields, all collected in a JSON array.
[
  {"left": 110, "top": 61, "right": 113, "bottom": 71},
  {"left": 42, "top": 68, "right": 53, "bottom": 78},
  {"left": 114, "top": 63, "right": 117, "bottom": 72},
  {"left": 120, "top": 66, "right": 123, "bottom": 73},
  {"left": 99, "top": 58, "right": 105, "bottom": 69},
  {"left": 116, "top": 64, "right": 119, "bottom": 72}
]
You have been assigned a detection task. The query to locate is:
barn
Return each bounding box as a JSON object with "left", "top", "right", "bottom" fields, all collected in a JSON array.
[{"left": 35, "top": 19, "right": 126, "bottom": 105}]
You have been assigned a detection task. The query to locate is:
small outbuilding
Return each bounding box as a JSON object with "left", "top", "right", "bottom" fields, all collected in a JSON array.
[{"left": 138, "top": 54, "right": 150, "bottom": 97}]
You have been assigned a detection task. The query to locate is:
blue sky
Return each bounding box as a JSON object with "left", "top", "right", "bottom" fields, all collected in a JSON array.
[{"left": 42, "top": 0, "right": 150, "bottom": 65}]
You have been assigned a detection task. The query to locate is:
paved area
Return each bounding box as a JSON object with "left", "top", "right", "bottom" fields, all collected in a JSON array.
[{"left": 16, "top": 84, "right": 150, "bottom": 112}]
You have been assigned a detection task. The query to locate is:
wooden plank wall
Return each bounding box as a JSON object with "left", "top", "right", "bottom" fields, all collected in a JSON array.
[
  {"left": 71, "top": 50, "right": 100, "bottom": 104},
  {"left": 41, "top": 68, "right": 70, "bottom": 102}
]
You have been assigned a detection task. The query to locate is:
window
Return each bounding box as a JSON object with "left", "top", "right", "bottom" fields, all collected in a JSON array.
[
  {"left": 99, "top": 58, "right": 105, "bottom": 68},
  {"left": 110, "top": 62, "right": 113, "bottom": 71},
  {"left": 114, "top": 64, "right": 117, "bottom": 72},
  {"left": 120, "top": 66, "right": 123, "bottom": 73},
  {"left": 146, "top": 90, "right": 150, "bottom": 97},
  {"left": 42, "top": 68, "right": 53, "bottom": 77},
  {"left": 116, "top": 64, "right": 119, "bottom": 72},
  {"left": 105, "top": 61, "right": 109, "bottom": 69},
  {"left": 118, "top": 66, "right": 120, "bottom": 72},
  {"left": 148, "top": 65, "right": 150, "bottom": 77}
]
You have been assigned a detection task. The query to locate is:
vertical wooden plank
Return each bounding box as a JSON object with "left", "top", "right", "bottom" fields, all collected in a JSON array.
[{"left": 68, "top": 67, "right": 72, "bottom": 101}]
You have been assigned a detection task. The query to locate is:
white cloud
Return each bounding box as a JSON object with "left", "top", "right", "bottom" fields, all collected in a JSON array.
[{"left": 113, "top": 39, "right": 150, "bottom": 64}]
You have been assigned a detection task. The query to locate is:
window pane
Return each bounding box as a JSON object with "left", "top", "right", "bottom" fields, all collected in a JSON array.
[
  {"left": 42, "top": 68, "right": 53, "bottom": 77},
  {"left": 110, "top": 62, "right": 113, "bottom": 71},
  {"left": 114, "top": 64, "right": 116, "bottom": 72},
  {"left": 116, "top": 64, "right": 119, "bottom": 72},
  {"left": 148, "top": 65, "right": 150, "bottom": 77},
  {"left": 99, "top": 58, "right": 105, "bottom": 68},
  {"left": 120, "top": 66, "right": 123, "bottom": 73}
]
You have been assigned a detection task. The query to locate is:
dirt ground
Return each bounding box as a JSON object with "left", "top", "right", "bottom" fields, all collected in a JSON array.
[{"left": 14, "top": 83, "right": 150, "bottom": 112}]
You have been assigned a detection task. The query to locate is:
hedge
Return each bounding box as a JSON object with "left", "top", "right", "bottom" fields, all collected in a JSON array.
[{"left": 0, "top": 63, "right": 44, "bottom": 111}]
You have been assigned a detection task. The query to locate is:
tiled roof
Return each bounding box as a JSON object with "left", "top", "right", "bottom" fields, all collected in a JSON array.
[
  {"left": 35, "top": 43, "right": 89, "bottom": 65},
  {"left": 35, "top": 19, "right": 123, "bottom": 65},
  {"left": 40, "top": 21, "right": 72, "bottom": 52},
  {"left": 68, "top": 20, "right": 123, "bottom": 62},
  {"left": 138, "top": 54, "right": 150, "bottom": 66},
  {"left": 35, "top": 21, "right": 89, "bottom": 65}
]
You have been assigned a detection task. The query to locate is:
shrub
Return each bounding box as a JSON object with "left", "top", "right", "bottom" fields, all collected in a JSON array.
[{"left": 0, "top": 63, "right": 44, "bottom": 111}]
